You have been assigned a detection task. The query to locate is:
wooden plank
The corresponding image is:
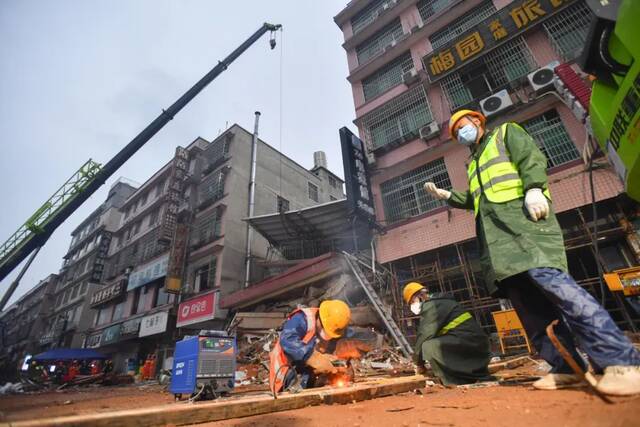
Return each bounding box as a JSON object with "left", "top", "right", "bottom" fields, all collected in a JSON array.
[
  {"left": 488, "top": 355, "right": 530, "bottom": 374},
  {"left": 11, "top": 376, "right": 427, "bottom": 427}
]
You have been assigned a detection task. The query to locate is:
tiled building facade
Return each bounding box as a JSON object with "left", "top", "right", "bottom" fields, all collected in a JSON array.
[{"left": 335, "top": 0, "right": 640, "bottom": 334}]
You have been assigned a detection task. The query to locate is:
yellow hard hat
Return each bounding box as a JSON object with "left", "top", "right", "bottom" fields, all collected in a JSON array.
[
  {"left": 319, "top": 300, "right": 351, "bottom": 339},
  {"left": 403, "top": 282, "right": 425, "bottom": 304},
  {"left": 448, "top": 109, "right": 486, "bottom": 141}
]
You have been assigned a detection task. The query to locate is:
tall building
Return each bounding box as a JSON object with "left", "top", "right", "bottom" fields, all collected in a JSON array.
[
  {"left": 40, "top": 179, "right": 137, "bottom": 349},
  {"left": 0, "top": 274, "right": 58, "bottom": 378},
  {"left": 335, "top": 0, "right": 640, "bottom": 334},
  {"left": 85, "top": 125, "right": 345, "bottom": 373}
]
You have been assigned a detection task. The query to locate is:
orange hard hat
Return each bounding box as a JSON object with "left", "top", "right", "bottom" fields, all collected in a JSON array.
[
  {"left": 319, "top": 300, "right": 351, "bottom": 339},
  {"left": 403, "top": 282, "right": 425, "bottom": 304},
  {"left": 448, "top": 109, "right": 486, "bottom": 141}
]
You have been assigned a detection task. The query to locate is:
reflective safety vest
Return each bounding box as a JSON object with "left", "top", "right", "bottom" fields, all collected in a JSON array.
[
  {"left": 437, "top": 312, "right": 472, "bottom": 336},
  {"left": 468, "top": 123, "right": 550, "bottom": 215},
  {"left": 268, "top": 307, "right": 318, "bottom": 394}
]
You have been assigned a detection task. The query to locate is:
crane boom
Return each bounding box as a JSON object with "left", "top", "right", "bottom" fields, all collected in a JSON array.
[{"left": 0, "top": 22, "right": 281, "bottom": 287}]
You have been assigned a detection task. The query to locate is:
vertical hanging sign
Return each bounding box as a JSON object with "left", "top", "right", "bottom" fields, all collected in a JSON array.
[{"left": 159, "top": 147, "right": 189, "bottom": 243}]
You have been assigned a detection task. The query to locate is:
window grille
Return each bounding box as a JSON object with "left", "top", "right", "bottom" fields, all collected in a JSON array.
[
  {"left": 429, "top": 0, "right": 496, "bottom": 49},
  {"left": 356, "top": 18, "right": 405, "bottom": 65},
  {"left": 417, "top": 0, "right": 455, "bottom": 23},
  {"left": 380, "top": 158, "right": 451, "bottom": 223},
  {"left": 440, "top": 37, "right": 536, "bottom": 109},
  {"left": 308, "top": 182, "right": 319, "bottom": 202},
  {"left": 360, "top": 85, "right": 433, "bottom": 151},
  {"left": 521, "top": 110, "right": 579, "bottom": 168},
  {"left": 328, "top": 175, "right": 338, "bottom": 189},
  {"left": 543, "top": 2, "right": 591, "bottom": 61},
  {"left": 351, "top": 0, "right": 390, "bottom": 35},
  {"left": 191, "top": 207, "right": 223, "bottom": 249},
  {"left": 277, "top": 196, "right": 290, "bottom": 212},
  {"left": 203, "top": 139, "right": 230, "bottom": 175},
  {"left": 363, "top": 51, "right": 414, "bottom": 101},
  {"left": 199, "top": 169, "right": 226, "bottom": 207}
]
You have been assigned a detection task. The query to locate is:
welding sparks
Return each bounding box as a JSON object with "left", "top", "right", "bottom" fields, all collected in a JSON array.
[{"left": 335, "top": 379, "right": 345, "bottom": 388}]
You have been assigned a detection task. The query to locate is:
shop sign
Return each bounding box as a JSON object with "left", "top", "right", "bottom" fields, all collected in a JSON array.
[
  {"left": 176, "top": 292, "right": 216, "bottom": 328},
  {"left": 120, "top": 318, "right": 142, "bottom": 339},
  {"left": 159, "top": 147, "right": 189, "bottom": 242},
  {"left": 101, "top": 324, "right": 121, "bottom": 346},
  {"left": 139, "top": 311, "right": 169, "bottom": 337},
  {"left": 340, "top": 127, "right": 375, "bottom": 224},
  {"left": 85, "top": 333, "right": 102, "bottom": 349},
  {"left": 165, "top": 222, "right": 189, "bottom": 294},
  {"left": 90, "top": 280, "right": 125, "bottom": 307},
  {"left": 423, "top": 0, "right": 576, "bottom": 82},
  {"left": 127, "top": 254, "right": 169, "bottom": 291}
]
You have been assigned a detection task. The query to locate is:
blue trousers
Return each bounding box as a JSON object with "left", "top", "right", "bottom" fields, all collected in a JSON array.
[{"left": 501, "top": 267, "right": 640, "bottom": 373}]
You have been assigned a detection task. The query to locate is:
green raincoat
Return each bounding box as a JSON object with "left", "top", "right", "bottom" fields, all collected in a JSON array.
[
  {"left": 413, "top": 293, "right": 493, "bottom": 385},
  {"left": 448, "top": 123, "right": 568, "bottom": 296}
]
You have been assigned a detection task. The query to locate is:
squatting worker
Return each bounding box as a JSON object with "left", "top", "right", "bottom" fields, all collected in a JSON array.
[
  {"left": 424, "top": 109, "right": 640, "bottom": 395},
  {"left": 269, "top": 299, "right": 351, "bottom": 394},
  {"left": 404, "top": 282, "right": 493, "bottom": 385}
]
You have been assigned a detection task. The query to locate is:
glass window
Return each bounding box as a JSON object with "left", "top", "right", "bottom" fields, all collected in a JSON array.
[
  {"left": 417, "top": 0, "right": 455, "bottom": 23},
  {"left": 355, "top": 18, "right": 405, "bottom": 65},
  {"left": 155, "top": 179, "right": 165, "bottom": 197},
  {"left": 351, "top": 0, "right": 391, "bottom": 35},
  {"left": 362, "top": 51, "right": 414, "bottom": 101},
  {"left": 308, "top": 182, "right": 319, "bottom": 202},
  {"left": 140, "top": 192, "right": 148, "bottom": 206},
  {"left": 360, "top": 85, "right": 433, "bottom": 151},
  {"left": 71, "top": 285, "right": 79, "bottom": 300},
  {"left": 380, "top": 158, "right": 451, "bottom": 223},
  {"left": 440, "top": 37, "right": 536, "bottom": 110},
  {"left": 429, "top": 0, "right": 496, "bottom": 49},
  {"left": 543, "top": 2, "right": 591, "bottom": 61},
  {"left": 277, "top": 196, "right": 290, "bottom": 212},
  {"left": 328, "top": 176, "right": 338, "bottom": 189},
  {"left": 155, "top": 285, "right": 170, "bottom": 307},
  {"left": 198, "top": 170, "right": 226, "bottom": 206},
  {"left": 112, "top": 301, "right": 125, "bottom": 321},
  {"left": 521, "top": 110, "right": 579, "bottom": 168},
  {"left": 136, "top": 286, "right": 148, "bottom": 314},
  {"left": 195, "top": 258, "right": 217, "bottom": 292},
  {"left": 149, "top": 209, "right": 159, "bottom": 226}
]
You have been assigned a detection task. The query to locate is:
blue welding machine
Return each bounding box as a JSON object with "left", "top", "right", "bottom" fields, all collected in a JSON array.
[{"left": 169, "top": 331, "right": 236, "bottom": 400}]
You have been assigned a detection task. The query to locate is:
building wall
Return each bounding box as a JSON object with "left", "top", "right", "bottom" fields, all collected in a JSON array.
[{"left": 334, "top": 0, "right": 623, "bottom": 265}]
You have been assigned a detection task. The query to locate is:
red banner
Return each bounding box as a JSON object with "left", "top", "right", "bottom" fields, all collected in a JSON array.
[{"left": 176, "top": 292, "right": 216, "bottom": 327}]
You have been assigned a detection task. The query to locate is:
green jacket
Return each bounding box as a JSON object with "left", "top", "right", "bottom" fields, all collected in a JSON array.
[
  {"left": 448, "top": 123, "right": 568, "bottom": 296},
  {"left": 413, "top": 294, "right": 492, "bottom": 385}
]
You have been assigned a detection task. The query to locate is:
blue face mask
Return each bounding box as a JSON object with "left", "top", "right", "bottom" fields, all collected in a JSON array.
[{"left": 457, "top": 124, "right": 478, "bottom": 146}]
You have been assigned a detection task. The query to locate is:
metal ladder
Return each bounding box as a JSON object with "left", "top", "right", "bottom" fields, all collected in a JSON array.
[{"left": 343, "top": 252, "right": 413, "bottom": 358}]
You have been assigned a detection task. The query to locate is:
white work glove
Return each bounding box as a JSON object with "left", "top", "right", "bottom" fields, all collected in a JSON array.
[
  {"left": 524, "top": 188, "right": 549, "bottom": 222},
  {"left": 423, "top": 182, "right": 451, "bottom": 200}
]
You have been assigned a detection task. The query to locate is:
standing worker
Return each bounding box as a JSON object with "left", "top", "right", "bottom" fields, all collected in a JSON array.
[
  {"left": 404, "top": 282, "right": 493, "bottom": 385},
  {"left": 423, "top": 110, "right": 640, "bottom": 395},
  {"left": 269, "top": 300, "right": 351, "bottom": 394}
]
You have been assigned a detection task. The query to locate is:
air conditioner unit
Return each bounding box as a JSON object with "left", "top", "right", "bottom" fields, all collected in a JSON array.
[
  {"left": 480, "top": 89, "right": 514, "bottom": 117},
  {"left": 419, "top": 121, "right": 440, "bottom": 140},
  {"left": 527, "top": 61, "right": 560, "bottom": 92},
  {"left": 402, "top": 68, "right": 419, "bottom": 86}
]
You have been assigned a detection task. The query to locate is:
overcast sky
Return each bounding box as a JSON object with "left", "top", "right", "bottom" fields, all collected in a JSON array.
[{"left": 0, "top": 1, "right": 356, "bottom": 305}]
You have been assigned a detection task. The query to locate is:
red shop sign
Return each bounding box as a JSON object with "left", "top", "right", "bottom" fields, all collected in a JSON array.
[{"left": 176, "top": 292, "right": 216, "bottom": 327}]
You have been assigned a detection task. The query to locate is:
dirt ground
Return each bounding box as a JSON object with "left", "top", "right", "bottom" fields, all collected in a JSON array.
[
  {"left": 1, "top": 362, "right": 639, "bottom": 427},
  {"left": 200, "top": 386, "right": 640, "bottom": 427}
]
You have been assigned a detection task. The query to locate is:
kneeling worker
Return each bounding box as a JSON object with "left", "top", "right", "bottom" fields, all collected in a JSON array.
[
  {"left": 404, "top": 282, "right": 494, "bottom": 385},
  {"left": 269, "top": 300, "right": 351, "bottom": 394}
]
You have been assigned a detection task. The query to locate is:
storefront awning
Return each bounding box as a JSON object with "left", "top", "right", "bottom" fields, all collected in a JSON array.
[
  {"left": 244, "top": 199, "right": 371, "bottom": 260},
  {"left": 33, "top": 348, "right": 108, "bottom": 361}
]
